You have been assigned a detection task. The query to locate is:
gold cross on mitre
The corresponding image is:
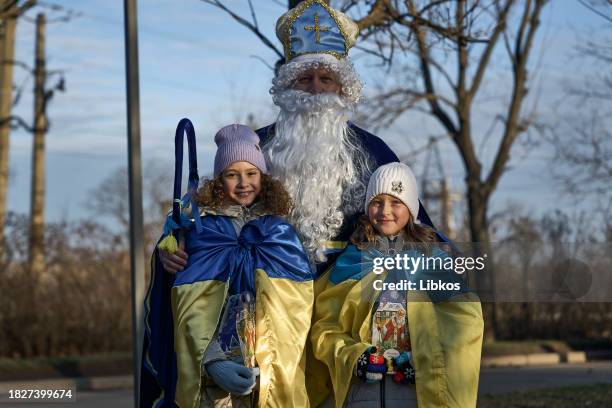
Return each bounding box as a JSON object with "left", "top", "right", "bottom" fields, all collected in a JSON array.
[{"left": 304, "top": 12, "right": 330, "bottom": 44}]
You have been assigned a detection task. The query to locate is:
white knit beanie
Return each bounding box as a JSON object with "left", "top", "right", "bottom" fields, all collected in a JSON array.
[{"left": 364, "top": 162, "right": 420, "bottom": 220}]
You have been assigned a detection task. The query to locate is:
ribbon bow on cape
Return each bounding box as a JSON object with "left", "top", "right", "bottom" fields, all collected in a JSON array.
[{"left": 141, "top": 215, "right": 313, "bottom": 408}]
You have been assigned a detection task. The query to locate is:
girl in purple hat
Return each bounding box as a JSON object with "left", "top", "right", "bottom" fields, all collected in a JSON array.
[{"left": 152, "top": 124, "right": 314, "bottom": 408}]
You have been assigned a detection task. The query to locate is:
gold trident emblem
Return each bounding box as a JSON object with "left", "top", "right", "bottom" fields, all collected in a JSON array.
[{"left": 304, "top": 12, "right": 330, "bottom": 44}]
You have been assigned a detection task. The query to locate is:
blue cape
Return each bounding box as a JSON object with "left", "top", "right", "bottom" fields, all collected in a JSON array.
[{"left": 140, "top": 215, "right": 313, "bottom": 408}]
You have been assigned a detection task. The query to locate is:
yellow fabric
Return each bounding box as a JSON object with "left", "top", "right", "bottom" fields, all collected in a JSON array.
[
  {"left": 173, "top": 280, "right": 228, "bottom": 408},
  {"left": 408, "top": 291, "right": 483, "bottom": 408},
  {"left": 304, "top": 268, "right": 335, "bottom": 407},
  {"left": 311, "top": 271, "right": 380, "bottom": 408},
  {"left": 158, "top": 234, "right": 178, "bottom": 253},
  {"left": 254, "top": 269, "right": 314, "bottom": 408},
  {"left": 172, "top": 273, "right": 314, "bottom": 408},
  {"left": 311, "top": 271, "right": 483, "bottom": 408},
  {"left": 323, "top": 241, "right": 348, "bottom": 250}
]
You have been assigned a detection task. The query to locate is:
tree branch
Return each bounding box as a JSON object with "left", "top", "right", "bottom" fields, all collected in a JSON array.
[
  {"left": 200, "top": 0, "right": 283, "bottom": 60},
  {"left": 406, "top": 0, "right": 458, "bottom": 137},
  {"left": 247, "top": 0, "right": 258, "bottom": 29},
  {"left": 0, "top": 0, "right": 36, "bottom": 19},
  {"left": 577, "top": 0, "right": 612, "bottom": 24},
  {"left": 3, "top": 59, "right": 33, "bottom": 74},
  {"left": 467, "top": 0, "right": 513, "bottom": 101},
  {"left": 0, "top": 115, "right": 33, "bottom": 132},
  {"left": 355, "top": 0, "right": 392, "bottom": 30},
  {"left": 456, "top": 0, "right": 468, "bottom": 102},
  {"left": 484, "top": 0, "right": 546, "bottom": 197}
]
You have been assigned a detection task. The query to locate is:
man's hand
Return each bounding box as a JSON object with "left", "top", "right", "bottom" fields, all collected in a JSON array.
[{"left": 158, "top": 247, "right": 188, "bottom": 274}]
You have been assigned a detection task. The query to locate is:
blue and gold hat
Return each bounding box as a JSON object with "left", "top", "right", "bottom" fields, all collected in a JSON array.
[{"left": 276, "top": 0, "right": 359, "bottom": 61}]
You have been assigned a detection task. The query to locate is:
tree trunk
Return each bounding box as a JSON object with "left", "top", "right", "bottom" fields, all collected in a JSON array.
[
  {"left": 467, "top": 181, "right": 497, "bottom": 341},
  {"left": 28, "top": 13, "right": 45, "bottom": 278},
  {"left": 0, "top": 3, "right": 17, "bottom": 263}
]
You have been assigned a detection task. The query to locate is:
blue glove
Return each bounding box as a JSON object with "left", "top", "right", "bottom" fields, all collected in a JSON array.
[{"left": 205, "top": 360, "right": 256, "bottom": 396}]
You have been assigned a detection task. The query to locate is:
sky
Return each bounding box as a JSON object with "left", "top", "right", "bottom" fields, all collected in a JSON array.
[{"left": 5, "top": 0, "right": 610, "bottom": 232}]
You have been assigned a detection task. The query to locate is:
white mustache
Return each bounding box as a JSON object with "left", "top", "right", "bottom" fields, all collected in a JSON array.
[{"left": 272, "top": 89, "right": 349, "bottom": 114}]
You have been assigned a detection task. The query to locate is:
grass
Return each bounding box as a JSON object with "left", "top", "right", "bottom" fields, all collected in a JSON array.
[{"left": 478, "top": 384, "right": 612, "bottom": 407}]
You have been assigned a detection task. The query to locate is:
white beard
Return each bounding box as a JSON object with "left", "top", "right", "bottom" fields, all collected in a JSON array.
[{"left": 264, "top": 89, "right": 371, "bottom": 256}]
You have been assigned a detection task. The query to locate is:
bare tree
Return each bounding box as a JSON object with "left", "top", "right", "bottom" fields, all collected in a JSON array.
[
  {"left": 550, "top": 0, "right": 612, "bottom": 202},
  {"left": 87, "top": 161, "right": 172, "bottom": 255},
  {"left": 503, "top": 215, "right": 542, "bottom": 337}
]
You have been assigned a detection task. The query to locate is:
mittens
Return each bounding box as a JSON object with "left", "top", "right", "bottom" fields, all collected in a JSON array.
[
  {"left": 205, "top": 360, "right": 257, "bottom": 395},
  {"left": 392, "top": 351, "right": 416, "bottom": 385},
  {"left": 355, "top": 346, "right": 387, "bottom": 383}
]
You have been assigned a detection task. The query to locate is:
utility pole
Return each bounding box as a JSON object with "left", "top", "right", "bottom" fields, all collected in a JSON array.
[
  {"left": 124, "top": 0, "right": 145, "bottom": 406},
  {"left": 28, "top": 12, "right": 45, "bottom": 277},
  {"left": 0, "top": 1, "right": 18, "bottom": 263}
]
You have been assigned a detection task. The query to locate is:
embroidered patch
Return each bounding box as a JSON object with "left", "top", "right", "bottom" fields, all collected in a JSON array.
[{"left": 391, "top": 181, "right": 403, "bottom": 194}]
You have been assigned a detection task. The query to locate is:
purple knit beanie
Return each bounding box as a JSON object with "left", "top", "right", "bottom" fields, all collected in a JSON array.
[{"left": 213, "top": 124, "right": 267, "bottom": 176}]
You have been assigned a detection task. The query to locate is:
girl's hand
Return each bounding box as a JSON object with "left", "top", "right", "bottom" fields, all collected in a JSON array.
[
  {"left": 205, "top": 360, "right": 257, "bottom": 396},
  {"left": 158, "top": 247, "right": 188, "bottom": 274}
]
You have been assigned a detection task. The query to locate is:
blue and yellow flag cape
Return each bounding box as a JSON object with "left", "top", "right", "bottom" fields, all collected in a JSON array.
[
  {"left": 141, "top": 214, "right": 315, "bottom": 408},
  {"left": 310, "top": 244, "right": 484, "bottom": 408}
]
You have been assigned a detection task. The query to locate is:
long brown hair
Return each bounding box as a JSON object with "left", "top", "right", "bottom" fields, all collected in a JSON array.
[
  {"left": 195, "top": 173, "right": 293, "bottom": 216},
  {"left": 350, "top": 213, "right": 438, "bottom": 249}
]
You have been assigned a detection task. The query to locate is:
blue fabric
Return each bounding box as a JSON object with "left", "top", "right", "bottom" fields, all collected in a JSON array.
[
  {"left": 205, "top": 360, "right": 257, "bottom": 396},
  {"left": 290, "top": 3, "right": 346, "bottom": 57},
  {"left": 141, "top": 214, "right": 312, "bottom": 407},
  {"left": 329, "top": 244, "right": 468, "bottom": 303},
  {"left": 174, "top": 215, "right": 314, "bottom": 295},
  {"left": 329, "top": 244, "right": 374, "bottom": 284},
  {"left": 140, "top": 245, "right": 177, "bottom": 408},
  {"left": 173, "top": 118, "right": 202, "bottom": 234},
  {"left": 366, "top": 363, "right": 388, "bottom": 374}
]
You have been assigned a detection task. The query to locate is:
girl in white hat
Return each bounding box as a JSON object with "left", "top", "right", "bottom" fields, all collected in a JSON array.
[{"left": 310, "top": 162, "right": 484, "bottom": 408}]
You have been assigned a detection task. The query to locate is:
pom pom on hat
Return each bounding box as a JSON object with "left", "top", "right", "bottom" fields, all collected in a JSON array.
[
  {"left": 213, "top": 124, "right": 267, "bottom": 176},
  {"left": 365, "top": 162, "right": 419, "bottom": 220}
]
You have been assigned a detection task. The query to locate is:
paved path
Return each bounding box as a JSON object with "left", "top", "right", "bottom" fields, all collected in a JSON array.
[
  {"left": 479, "top": 361, "right": 612, "bottom": 395},
  {"left": 2, "top": 362, "right": 611, "bottom": 407}
]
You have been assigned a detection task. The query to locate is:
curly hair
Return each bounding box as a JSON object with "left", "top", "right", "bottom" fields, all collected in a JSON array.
[
  {"left": 195, "top": 173, "right": 293, "bottom": 216},
  {"left": 350, "top": 213, "right": 438, "bottom": 250}
]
